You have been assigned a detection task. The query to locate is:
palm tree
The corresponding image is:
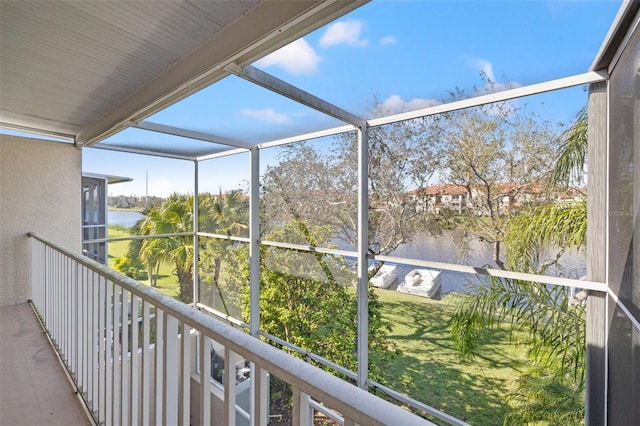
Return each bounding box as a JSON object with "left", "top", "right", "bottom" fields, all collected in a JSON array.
[
  {"left": 139, "top": 194, "right": 194, "bottom": 302},
  {"left": 199, "top": 190, "right": 248, "bottom": 312},
  {"left": 113, "top": 216, "right": 149, "bottom": 283},
  {"left": 134, "top": 208, "right": 160, "bottom": 287},
  {"left": 505, "top": 106, "right": 588, "bottom": 274},
  {"left": 450, "top": 108, "right": 588, "bottom": 424}
]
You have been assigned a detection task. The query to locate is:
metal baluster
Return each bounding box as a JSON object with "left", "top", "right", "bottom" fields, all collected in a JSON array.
[
  {"left": 179, "top": 323, "right": 191, "bottom": 426},
  {"left": 113, "top": 285, "right": 121, "bottom": 425},
  {"left": 121, "top": 288, "right": 130, "bottom": 426},
  {"left": 224, "top": 347, "right": 237, "bottom": 426},
  {"left": 199, "top": 334, "right": 211, "bottom": 426},
  {"left": 155, "top": 308, "right": 164, "bottom": 426},
  {"left": 141, "top": 300, "right": 151, "bottom": 426},
  {"left": 163, "top": 314, "right": 179, "bottom": 425},
  {"left": 130, "top": 295, "right": 140, "bottom": 426}
]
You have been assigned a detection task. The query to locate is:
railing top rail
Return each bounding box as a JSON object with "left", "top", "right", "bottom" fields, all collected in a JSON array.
[
  {"left": 367, "top": 71, "right": 607, "bottom": 127},
  {"left": 82, "top": 231, "right": 194, "bottom": 244},
  {"left": 29, "top": 232, "right": 434, "bottom": 426}
]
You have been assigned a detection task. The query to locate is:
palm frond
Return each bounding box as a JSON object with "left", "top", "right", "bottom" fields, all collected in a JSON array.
[
  {"left": 450, "top": 276, "right": 585, "bottom": 381},
  {"left": 505, "top": 368, "right": 584, "bottom": 426},
  {"left": 550, "top": 107, "right": 587, "bottom": 187},
  {"left": 505, "top": 200, "right": 586, "bottom": 273}
]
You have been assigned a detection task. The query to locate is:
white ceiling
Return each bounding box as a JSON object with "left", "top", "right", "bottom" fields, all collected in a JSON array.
[{"left": 0, "top": 0, "right": 367, "bottom": 150}]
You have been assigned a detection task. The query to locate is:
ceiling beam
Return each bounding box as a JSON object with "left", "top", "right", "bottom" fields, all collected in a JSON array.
[
  {"left": 90, "top": 144, "right": 198, "bottom": 161},
  {"left": 0, "top": 121, "right": 75, "bottom": 142},
  {"left": 227, "top": 64, "right": 365, "bottom": 127},
  {"left": 133, "top": 121, "right": 253, "bottom": 150},
  {"left": 258, "top": 124, "right": 355, "bottom": 150},
  {"left": 591, "top": 0, "right": 640, "bottom": 72},
  {"left": 197, "top": 148, "right": 252, "bottom": 162}
]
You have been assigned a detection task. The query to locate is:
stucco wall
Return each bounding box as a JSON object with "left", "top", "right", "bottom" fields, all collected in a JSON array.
[{"left": 0, "top": 135, "right": 81, "bottom": 305}]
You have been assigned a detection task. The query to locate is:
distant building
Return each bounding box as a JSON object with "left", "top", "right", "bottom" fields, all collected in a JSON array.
[
  {"left": 406, "top": 184, "right": 468, "bottom": 214},
  {"left": 407, "top": 183, "right": 584, "bottom": 215}
]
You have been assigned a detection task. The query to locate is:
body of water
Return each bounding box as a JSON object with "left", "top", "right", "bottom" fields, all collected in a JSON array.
[
  {"left": 106, "top": 211, "right": 586, "bottom": 295},
  {"left": 389, "top": 230, "right": 586, "bottom": 294},
  {"left": 108, "top": 210, "right": 144, "bottom": 228}
]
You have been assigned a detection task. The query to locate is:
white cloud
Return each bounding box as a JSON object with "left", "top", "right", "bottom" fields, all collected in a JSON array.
[
  {"left": 467, "top": 57, "right": 522, "bottom": 94},
  {"left": 241, "top": 108, "right": 291, "bottom": 124},
  {"left": 469, "top": 57, "right": 496, "bottom": 82},
  {"left": 255, "top": 39, "right": 321, "bottom": 75},
  {"left": 380, "top": 35, "right": 397, "bottom": 46},
  {"left": 320, "top": 19, "right": 368, "bottom": 48},
  {"left": 374, "top": 95, "right": 441, "bottom": 116}
]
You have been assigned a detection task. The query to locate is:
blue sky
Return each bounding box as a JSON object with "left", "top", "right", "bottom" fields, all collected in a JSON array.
[{"left": 78, "top": 0, "right": 622, "bottom": 197}]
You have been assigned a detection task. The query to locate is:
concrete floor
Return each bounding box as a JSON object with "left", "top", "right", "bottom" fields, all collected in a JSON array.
[{"left": 0, "top": 303, "right": 92, "bottom": 425}]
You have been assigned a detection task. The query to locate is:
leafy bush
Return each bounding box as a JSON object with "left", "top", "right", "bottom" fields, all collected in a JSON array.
[{"left": 114, "top": 254, "right": 146, "bottom": 281}]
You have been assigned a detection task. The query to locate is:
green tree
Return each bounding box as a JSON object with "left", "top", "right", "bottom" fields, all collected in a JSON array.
[
  {"left": 138, "top": 194, "right": 195, "bottom": 302},
  {"left": 260, "top": 101, "right": 443, "bottom": 276},
  {"left": 450, "top": 108, "right": 589, "bottom": 424},
  {"left": 439, "top": 88, "right": 556, "bottom": 269},
  {"left": 233, "top": 221, "right": 397, "bottom": 380},
  {"left": 198, "top": 190, "right": 249, "bottom": 313},
  {"left": 229, "top": 219, "right": 397, "bottom": 423},
  {"left": 131, "top": 191, "right": 249, "bottom": 306},
  {"left": 136, "top": 208, "right": 163, "bottom": 287}
]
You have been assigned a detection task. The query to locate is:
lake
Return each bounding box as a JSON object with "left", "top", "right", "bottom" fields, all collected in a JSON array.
[
  {"left": 389, "top": 230, "right": 586, "bottom": 294},
  {"left": 108, "top": 210, "right": 144, "bottom": 228}
]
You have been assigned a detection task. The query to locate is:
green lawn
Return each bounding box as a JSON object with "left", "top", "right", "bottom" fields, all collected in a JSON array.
[
  {"left": 107, "top": 226, "right": 179, "bottom": 298},
  {"left": 106, "top": 226, "right": 130, "bottom": 260},
  {"left": 375, "top": 289, "right": 528, "bottom": 425}
]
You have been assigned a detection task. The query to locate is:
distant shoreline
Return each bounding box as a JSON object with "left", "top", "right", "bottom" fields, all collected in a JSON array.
[{"left": 108, "top": 206, "right": 144, "bottom": 213}]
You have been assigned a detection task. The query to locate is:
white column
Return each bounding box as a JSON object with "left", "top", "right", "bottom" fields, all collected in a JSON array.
[
  {"left": 356, "top": 124, "right": 369, "bottom": 389},
  {"left": 193, "top": 160, "right": 199, "bottom": 306},
  {"left": 586, "top": 80, "right": 607, "bottom": 426},
  {"left": 248, "top": 146, "right": 265, "bottom": 425},
  {"left": 249, "top": 147, "right": 260, "bottom": 336}
]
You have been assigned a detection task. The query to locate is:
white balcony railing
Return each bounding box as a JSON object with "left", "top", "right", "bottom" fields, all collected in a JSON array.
[{"left": 29, "top": 233, "right": 434, "bottom": 426}]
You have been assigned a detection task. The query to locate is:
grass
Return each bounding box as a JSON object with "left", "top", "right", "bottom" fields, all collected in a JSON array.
[
  {"left": 106, "top": 226, "right": 130, "bottom": 260},
  {"left": 375, "top": 289, "right": 529, "bottom": 425}
]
